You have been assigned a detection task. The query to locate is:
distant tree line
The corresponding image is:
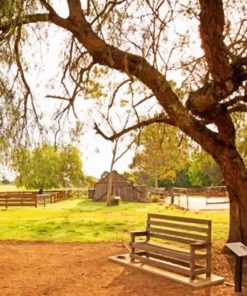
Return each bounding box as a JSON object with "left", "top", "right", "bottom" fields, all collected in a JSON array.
[
  {"left": 12, "top": 144, "right": 84, "bottom": 191},
  {"left": 126, "top": 124, "right": 224, "bottom": 188}
]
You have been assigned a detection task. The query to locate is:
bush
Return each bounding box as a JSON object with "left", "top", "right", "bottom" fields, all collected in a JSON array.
[
  {"left": 1, "top": 178, "right": 10, "bottom": 184},
  {"left": 151, "top": 195, "right": 160, "bottom": 203}
]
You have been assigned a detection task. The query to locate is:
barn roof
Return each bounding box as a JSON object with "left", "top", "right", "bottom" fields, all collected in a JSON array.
[{"left": 95, "top": 171, "right": 132, "bottom": 186}]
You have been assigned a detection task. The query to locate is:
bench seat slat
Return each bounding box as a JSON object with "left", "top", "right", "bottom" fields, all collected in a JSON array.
[
  {"left": 145, "top": 252, "right": 211, "bottom": 269},
  {"left": 146, "top": 249, "right": 211, "bottom": 261},
  {"left": 133, "top": 242, "right": 210, "bottom": 260},
  {"left": 148, "top": 213, "right": 211, "bottom": 225},
  {"left": 131, "top": 253, "right": 191, "bottom": 276},
  {"left": 193, "top": 267, "right": 211, "bottom": 276},
  {"left": 133, "top": 242, "right": 191, "bottom": 261},
  {"left": 148, "top": 227, "right": 207, "bottom": 241}
]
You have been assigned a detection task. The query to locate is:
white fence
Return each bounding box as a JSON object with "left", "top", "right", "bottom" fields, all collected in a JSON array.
[{"left": 148, "top": 186, "right": 229, "bottom": 211}]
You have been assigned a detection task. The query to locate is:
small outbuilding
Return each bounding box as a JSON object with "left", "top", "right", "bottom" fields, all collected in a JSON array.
[{"left": 93, "top": 171, "right": 147, "bottom": 202}]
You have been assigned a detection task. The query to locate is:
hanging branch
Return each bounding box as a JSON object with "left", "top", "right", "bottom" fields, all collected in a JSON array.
[{"left": 94, "top": 113, "right": 175, "bottom": 141}]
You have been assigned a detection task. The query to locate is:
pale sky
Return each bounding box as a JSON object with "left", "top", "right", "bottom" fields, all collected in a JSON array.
[{"left": 25, "top": 29, "right": 137, "bottom": 179}]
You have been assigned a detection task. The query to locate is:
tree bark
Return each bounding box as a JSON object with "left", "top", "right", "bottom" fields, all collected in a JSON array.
[
  {"left": 214, "top": 145, "right": 247, "bottom": 243},
  {"left": 106, "top": 170, "right": 113, "bottom": 206},
  {"left": 154, "top": 176, "right": 158, "bottom": 188},
  {"left": 228, "top": 198, "right": 242, "bottom": 243}
]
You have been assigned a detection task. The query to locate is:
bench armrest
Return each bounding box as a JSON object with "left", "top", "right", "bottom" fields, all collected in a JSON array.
[
  {"left": 190, "top": 241, "right": 211, "bottom": 250},
  {"left": 130, "top": 231, "right": 148, "bottom": 243},
  {"left": 130, "top": 231, "right": 148, "bottom": 237}
]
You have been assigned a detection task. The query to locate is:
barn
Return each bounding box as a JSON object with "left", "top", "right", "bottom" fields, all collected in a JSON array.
[{"left": 93, "top": 171, "right": 147, "bottom": 202}]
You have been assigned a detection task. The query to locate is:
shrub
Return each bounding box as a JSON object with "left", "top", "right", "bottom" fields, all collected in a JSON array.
[{"left": 151, "top": 195, "right": 160, "bottom": 203}]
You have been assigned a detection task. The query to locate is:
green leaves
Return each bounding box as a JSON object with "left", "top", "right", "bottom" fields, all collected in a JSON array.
[
  {"left": 187, "top": 151, "right": 223, "bottom": 187},
  {"left": 131, "top": 124, "right": 190, "bottom": 186},
  {"left": 12, "top": 144, "right": 84, "bottom": 189}
]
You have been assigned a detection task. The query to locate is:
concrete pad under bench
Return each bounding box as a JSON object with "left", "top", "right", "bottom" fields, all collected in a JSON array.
[{"left": 109, "top": 253, "right": 224, "bottom": 289}]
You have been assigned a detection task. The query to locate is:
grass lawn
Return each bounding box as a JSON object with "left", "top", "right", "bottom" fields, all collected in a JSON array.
[{"left": 0, "top": 196, "right": 229, "bottom": 246}]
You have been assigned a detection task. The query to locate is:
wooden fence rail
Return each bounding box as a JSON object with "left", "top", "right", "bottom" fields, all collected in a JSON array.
[
  {"left": 0, "top": 190, "right": 71, "bottom": 209},
  {"left": 0, "top": 193, "right": 40, "bottom": 209}
]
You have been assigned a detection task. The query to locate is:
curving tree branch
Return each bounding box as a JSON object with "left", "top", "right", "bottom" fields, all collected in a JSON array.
[
  {"left": 199, "top": 0, "right": 233, "bottom": 84},
  {"left": 94, "top": 113, "right": 175, "bottom": 141},
  {"left": 0, "top": 13, "right": 50, "bottom": 33}
]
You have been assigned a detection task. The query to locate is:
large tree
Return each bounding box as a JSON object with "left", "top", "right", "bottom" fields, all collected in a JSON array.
[{"left": 0, "top": 1, "right": 247, "bottom": 244}]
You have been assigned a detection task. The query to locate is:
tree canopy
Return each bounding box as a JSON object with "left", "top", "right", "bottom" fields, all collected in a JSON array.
[
  {"left": 188, "top": 151, "right": 223, "bottom": 187},
  {"left": 0, "top": 1, "right": 247, "bottom": 243},
  {"left": 130, "top": 124, "right": 189, "bottom": 186},
  {"left": 13, "top": 144, "right": 84, "bottom": 189}
]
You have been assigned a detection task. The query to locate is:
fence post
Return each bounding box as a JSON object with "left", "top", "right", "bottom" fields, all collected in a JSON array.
[
  {"left": 171, "top": 189, "right": 174, "bottom": 204},
  {"left": 186, "top": 195, "right": 189, "bottom": 210}
]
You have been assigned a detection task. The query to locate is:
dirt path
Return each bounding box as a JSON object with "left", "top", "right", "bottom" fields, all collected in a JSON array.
[{"left": 0, "top": 242, "right": 242, "bottom": 296}]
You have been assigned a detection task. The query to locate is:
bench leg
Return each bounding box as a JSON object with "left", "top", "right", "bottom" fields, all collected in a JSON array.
[
  {"left": 130, "top": 234, "right": 136, "bottom": 262},
  {"left": 130, "top": 245, "right": 135, "bottom": 262},
  {"left": 190, "top": 248, "right": 195, "bottom": 281},
  {"left": 206, "top": 247, "right": 211, "bottom": 278}
]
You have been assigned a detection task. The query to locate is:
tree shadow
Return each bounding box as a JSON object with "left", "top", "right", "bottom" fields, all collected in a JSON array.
[{"left": 105, "top": 265, "right": 217, "bottom": 296}]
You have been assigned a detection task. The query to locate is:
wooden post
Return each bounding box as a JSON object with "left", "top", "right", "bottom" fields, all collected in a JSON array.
[
  {"left": 235, "top": 256, "right": 243, "bottom": 292},
  {"left": 206, "top": 221, "right": 212, "bottom": 277},
  {"left": 130, "top": 233, "right": 135, "bottom": 262},
  {"left": 190, "top": 247, "right": 195, "bottom": 281},
  {"left": 186, "top": 195, "right": 189, "bottom": 210},
  {"left": 226, "top": 242, "right": 247, "bottom": 293},
  {"left": 106, "top": 171, "right": 113, "bottom": 205},
  {"left": 171, "top": 189, "right": 174, "bottom": 204}
]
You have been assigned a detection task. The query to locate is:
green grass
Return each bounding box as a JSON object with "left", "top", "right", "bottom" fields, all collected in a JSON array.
[
  {"left": 0, "top": 196, "right": 229, "bottom": 245},
  {"left": 0, "top": 184, "right": 22, "bottom": 192}
]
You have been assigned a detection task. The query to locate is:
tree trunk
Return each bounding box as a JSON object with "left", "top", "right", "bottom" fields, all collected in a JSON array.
[
  {"left": 227, "top": 195, "right": 247, "bottom": 244},
  {"left": 106, "top": 171, "right": 113, "bottom": 206},
  {"left": 227, "top": 198, "right": 242, "bottom": 242},
  {"left": 154, "top": 177, "right": 159, "bottom": 188},
  {"left": 215, "top": 146, "right": 247, "bottom": 244}
]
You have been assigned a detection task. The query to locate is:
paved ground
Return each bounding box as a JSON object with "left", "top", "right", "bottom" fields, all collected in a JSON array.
[
  {"left": 166, "top": 196, "right": 229, "bottom": 211},
  {"left": 0, "top": 241, "right": 243, "bottom": 296}
]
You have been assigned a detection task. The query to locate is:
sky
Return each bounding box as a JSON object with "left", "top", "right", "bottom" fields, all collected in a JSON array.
[
  {"left": 21, "top": 1, "right": 153, "bottom": 178},
  {"left": 24, "top": 26, "right": 137, "bottom": 179},
  {"left": 37, "top": 47, "right": 137, "bottom": 178}
]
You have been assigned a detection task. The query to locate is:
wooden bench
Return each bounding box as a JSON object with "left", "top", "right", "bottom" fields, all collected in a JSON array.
[{"left": 129, "top": 213, "right": 212, "bottom": 281}]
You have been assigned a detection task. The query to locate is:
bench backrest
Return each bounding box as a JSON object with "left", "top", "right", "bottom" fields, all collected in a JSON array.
[{"left": 146, "top": 213, "right": 211, "bottom": 246}]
